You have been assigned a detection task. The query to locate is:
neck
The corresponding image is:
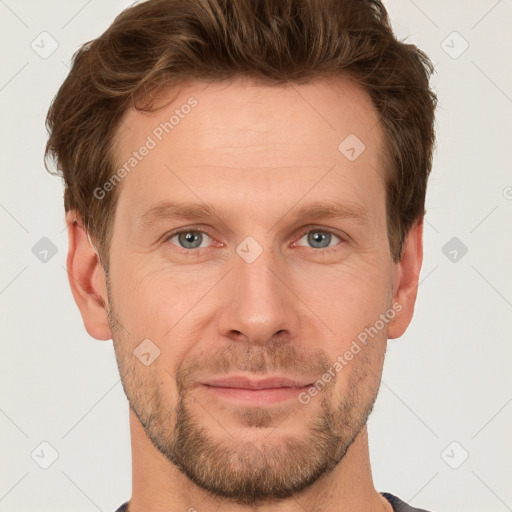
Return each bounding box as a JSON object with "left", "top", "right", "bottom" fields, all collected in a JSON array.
[{"left": 126, "top": 409, "right": 392, "bottom": 512}]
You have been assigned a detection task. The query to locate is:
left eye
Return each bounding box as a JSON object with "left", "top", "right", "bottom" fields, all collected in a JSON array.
[
  {"left": 295, "top": 229, "right": 342, "bottom": 250},
  {"left": 168, "top": 230, "right": 213, "bottom": 250}
]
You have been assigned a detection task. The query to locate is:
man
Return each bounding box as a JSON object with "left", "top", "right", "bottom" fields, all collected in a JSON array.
[{"left": 45, "top": 0, "right": 437, "bottom": 510}]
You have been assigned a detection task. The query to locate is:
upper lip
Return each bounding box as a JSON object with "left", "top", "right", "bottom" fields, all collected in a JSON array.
[{"left": 200, "top": 375, "right": 312, "bottom": 389}]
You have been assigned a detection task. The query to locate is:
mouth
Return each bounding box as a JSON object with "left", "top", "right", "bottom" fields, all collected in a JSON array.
[{"left": 197, "top": 375, "right": 313, "bottom": 405}]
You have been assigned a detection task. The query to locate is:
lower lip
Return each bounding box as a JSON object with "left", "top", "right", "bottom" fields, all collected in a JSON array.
[{"left": 200, "top": 384, "right": 309, "bottom": 404}]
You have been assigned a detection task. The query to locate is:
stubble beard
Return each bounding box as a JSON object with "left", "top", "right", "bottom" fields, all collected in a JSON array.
[{"left": 106, "top": 278, "right": 382, "bottom": 506}]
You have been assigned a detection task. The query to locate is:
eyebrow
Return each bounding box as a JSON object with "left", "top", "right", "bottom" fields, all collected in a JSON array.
[{"left": 137, "top": 199, "right": 369, "bottom": 231}]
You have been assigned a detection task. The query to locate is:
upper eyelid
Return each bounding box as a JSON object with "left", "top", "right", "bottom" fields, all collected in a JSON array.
[
  {"left": 295, "top": 226, "right": 344, "bottom": 238},
  {"left": 292, "top": 228, "right": 344, "bottom": 249},
  {"left": 166, "top": 226, "right": 215, "bottom": 241}
]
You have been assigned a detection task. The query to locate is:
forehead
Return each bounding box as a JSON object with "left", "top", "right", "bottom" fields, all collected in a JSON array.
[
  {"left": 112, "top": 76, "right": 386, "bottom": 228},
  {"left": 117, "top": 75, "right": 381, "bottom": 154}
]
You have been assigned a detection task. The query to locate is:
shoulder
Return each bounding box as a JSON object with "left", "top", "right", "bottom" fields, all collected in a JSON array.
[{"left": 382, "top": 492, "right": 434, "bottom": 512}]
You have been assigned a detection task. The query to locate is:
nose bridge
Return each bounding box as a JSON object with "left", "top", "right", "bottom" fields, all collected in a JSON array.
[{"left": 217, "top": 237, "right": 300, "bottom": 344}]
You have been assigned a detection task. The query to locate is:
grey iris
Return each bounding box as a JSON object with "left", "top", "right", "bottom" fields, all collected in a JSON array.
[
  {"left": 308, "top": 231, "right": 331, "bottom": 248},
  {"left": 179, "top": 231, "right": 203, "bottom": 249}
]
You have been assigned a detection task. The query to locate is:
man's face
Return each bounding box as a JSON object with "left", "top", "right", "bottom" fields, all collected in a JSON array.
[{"left": 106, "top": 76, "right": 397, "bottom": 504}]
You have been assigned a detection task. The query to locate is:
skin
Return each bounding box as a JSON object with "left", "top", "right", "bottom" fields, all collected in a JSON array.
[{"left": 66, "top": 75, "right": 423, "bottom": 512}]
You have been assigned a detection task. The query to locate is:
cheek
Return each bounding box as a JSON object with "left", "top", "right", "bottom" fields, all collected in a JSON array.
[
  {"left": 109, "top": 259, "right": 193, "bottom": 331},
  {"left": 300, "top": 261, "right": 392, "bottom": 334},
  {"left": 108, "top": 263, "right": 215, "bottom": 379},
  {"left": 297, "top": 263, "right": 392, "bottom": 394}
]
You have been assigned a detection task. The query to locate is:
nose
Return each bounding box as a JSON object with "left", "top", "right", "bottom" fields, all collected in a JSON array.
[{"left": 216, "top": 242, "right": 302, "bottom": 346}]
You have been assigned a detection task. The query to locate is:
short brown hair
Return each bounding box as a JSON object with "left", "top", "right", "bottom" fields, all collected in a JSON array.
[{"left": 45, "top": 0, "right": 436, "bottom": 265}]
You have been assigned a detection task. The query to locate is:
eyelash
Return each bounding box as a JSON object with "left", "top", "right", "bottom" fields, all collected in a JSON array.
[{"left": 164, "top": 226, "right": 346, "bottom": 254}]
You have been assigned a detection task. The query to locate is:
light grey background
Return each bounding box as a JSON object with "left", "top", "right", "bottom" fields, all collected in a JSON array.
[{"left": 1, "top": 1, "right": 511, "bottom": 511}]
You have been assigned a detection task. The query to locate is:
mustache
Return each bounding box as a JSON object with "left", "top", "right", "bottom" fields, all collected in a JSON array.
[{"left": 174, "top": 341, "right": 333, "bottom": 394}]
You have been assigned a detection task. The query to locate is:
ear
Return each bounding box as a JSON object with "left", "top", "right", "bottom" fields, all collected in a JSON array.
[
  {"left": 387, "top": 217, "right": 424, "bottom": 339},
  {"left": 65, "top": 210, "right": 111, "bottom": 340}
]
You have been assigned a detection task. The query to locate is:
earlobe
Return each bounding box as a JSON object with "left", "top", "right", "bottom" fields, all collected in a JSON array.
[
  {"left": 387, "top": 218, "right": 424, "bottom": 339},
  {"left": 65, "top": 211, "right": 112, "bottom": 341}
]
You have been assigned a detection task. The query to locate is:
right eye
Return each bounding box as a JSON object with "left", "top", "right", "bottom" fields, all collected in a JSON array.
[{"left": 166, "top": 229, "right": 216, "bottom": 250}]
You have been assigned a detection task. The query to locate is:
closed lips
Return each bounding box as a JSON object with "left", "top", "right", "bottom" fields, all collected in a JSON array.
[{"left": 200, "top": 376, "right": 312, "bottom": 389}]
